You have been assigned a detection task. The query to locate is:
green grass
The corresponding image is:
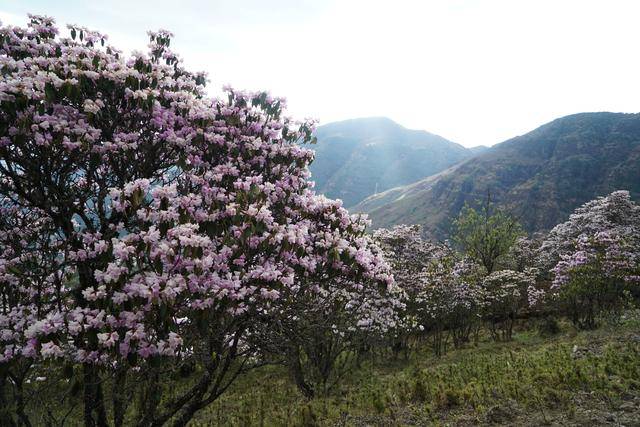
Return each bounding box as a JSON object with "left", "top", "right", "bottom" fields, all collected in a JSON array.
[
  {"left": 13, "top": 315, "right": 640, "bottom": 426},
  {"left": 190, "top": 316, "right": 640, "bottom": 426}
]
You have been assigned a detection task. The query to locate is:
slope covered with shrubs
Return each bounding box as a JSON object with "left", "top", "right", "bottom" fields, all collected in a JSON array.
[{"left": 1, "top": 14, "right": 639, "bottom": 427}]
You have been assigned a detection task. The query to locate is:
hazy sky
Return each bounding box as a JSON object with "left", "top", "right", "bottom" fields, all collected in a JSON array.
[{"left": 2, "top": 0, "right": 640, "bottom": 147}]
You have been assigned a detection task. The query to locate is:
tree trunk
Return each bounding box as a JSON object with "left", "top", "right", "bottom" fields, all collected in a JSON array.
[
  {"left": 83, "top": 364, "right": 107, "bottom": 427},
  {"left": 0, "top": 371, "right": 18, "bottom": 427},
  {"left": 112, "top": 366, "right": 128, "bottom": 427},
  {"left": 288, "top": 348, "right": 314, "bottom": 399}
]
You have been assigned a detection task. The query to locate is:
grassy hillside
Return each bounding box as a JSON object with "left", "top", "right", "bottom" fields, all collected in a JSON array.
[
  {"left": 309, "top": 117, "right": 473, "bottom": 208},
  {"left": 190, "top": 315, "right": 640, "bottom": 426},
  {"left": 354, "top": 113, "right": 640, "bottom": 238}
]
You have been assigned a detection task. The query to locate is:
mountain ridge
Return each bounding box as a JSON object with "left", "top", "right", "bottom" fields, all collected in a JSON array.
[
  {"left": 309, "top": 117, "right": 475, "bottom": 207},
  {"left": 353, "top": 112, "right": 640, "bottom": 238}
]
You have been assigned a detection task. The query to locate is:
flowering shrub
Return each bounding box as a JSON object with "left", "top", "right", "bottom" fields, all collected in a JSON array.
[
  {"left": 479, "top": 269, "right": 536, "bottom": 341},
  {"left": 0, "top": 15, "right": 395, "bottom": 425},
  {"left": 549, "top": 231, "right": 639, "bottom": 328},
  {"left": 373, "top": 225, "right": 442, "bottom": 297},
  {"left": 538, "top": 191, "right": 640, "bottom": 329},
  {"left": 373, "top": 225, "right": 444, "bottom": 354},
  {"left": 541, "top": 191, "right": 640, "bottom": 261},
  {"left": 256, "top": 272, "right": 405, "bottom": 398},
  {"left": 374, "top": 225, "right": 485, "bottom": 356},
  {"left": 507, "top": 234, "right": 545, "bottom": 272},
  {"left": 418, "top": 257, "right": 484, "bottom": 354}
]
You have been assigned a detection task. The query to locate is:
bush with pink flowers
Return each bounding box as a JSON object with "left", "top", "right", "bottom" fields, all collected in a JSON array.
[
  {"left": 537, "top": 191, "right": 640, "bottom": 329},
  {"left": 0, "top": 15, "right": 399, "bottom": 425}
]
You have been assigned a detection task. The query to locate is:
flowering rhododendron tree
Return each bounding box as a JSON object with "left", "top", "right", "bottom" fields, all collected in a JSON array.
[
  {"left": 479, "top": 269, "right": 536, "bottom": 341},
  {"left": 0, "top": 15, "right": 396, "bottom": 426},
  {"left": 507, "top": 234, "right": 545, "bottom": 273},
  {"left": 373, "top": 225, "right": 445, "bottom": 354},
  {"left": 374, "top": 225, "right": 484, "bottom": 356},
  {"left": 418, "top": 257, "right": 484, "bottom": 355},
  {"left": 373, "top": 225, "right": 441, "bottom": 296},
  {"left": 537, "top": 191, "right": 640, "bottom": 328},
  {"left": 503, "top": 235, "right": 553, "bottom": 317},
  {"left": 0, "top": 202, "right": 63, "bottom": 423},
  {"left": 256, "top": 271, "right": 405, "bottom": 398},
  {"left": 550, "top": 232, "right": 639, "bottom": 328},
  {"left": 540, "top": 191, "right": 640, "bottom": 263}
]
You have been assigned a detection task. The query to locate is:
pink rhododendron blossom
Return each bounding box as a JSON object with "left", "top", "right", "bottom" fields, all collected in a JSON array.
[{"left": 0, "top": 15, "right": 398, "bottom": 424}]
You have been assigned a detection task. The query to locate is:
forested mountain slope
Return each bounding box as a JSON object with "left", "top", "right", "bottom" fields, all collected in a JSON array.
[{"left": 353, "top": 112, "right": 640, "bottom": 238}]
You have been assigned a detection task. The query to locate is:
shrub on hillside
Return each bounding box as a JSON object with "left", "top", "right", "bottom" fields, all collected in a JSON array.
[
  {"left": 537, "top": 191, "right": 640, "bottom": 329},
  {"left": 373, "top": 225, "right": 445, "bottom": 354},
  {"left": 418, "top": 257, "right": 484, "bottom": 354},
  {"left": 480, "top": 269, "right": 536, "bottom": 341},
  {"left": 452, "top": 195, "right": 523, "bottom": 274},
  {"left": 0, "top": 15, "right": 396, "bottom": 425},
  {"left": 255, "top": 273, "right": 405, "bottom": 398}
]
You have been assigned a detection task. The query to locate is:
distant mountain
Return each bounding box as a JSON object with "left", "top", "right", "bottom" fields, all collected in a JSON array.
[
  {"left": 353, "top": 112, "right": 640, "bottom": 238},
  {"left": 468, "top": 145, "right": 490, "bottom": 154},
  {"left": 309, "top": 117, "right": 474, "bottom": 207}
]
